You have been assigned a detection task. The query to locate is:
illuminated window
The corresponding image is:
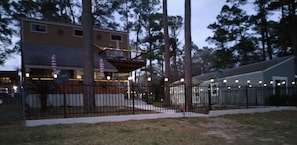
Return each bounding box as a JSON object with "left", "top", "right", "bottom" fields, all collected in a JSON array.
[{"left": 0, "top": 77, "right": 11, "bottom": 84}]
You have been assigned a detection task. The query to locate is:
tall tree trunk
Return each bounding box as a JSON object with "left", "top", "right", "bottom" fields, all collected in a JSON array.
[
  {"left": 184, "top": 0, "right": 192, "bottom": 111},
  {"left": 82, "top": 0, "right": 95, "bottom": 113},
  {"left": 290, "top": 1, "right": 297, "bottom": 83},
  {"left": 163, "top": 0, "right": 170, "bottom": 105}
]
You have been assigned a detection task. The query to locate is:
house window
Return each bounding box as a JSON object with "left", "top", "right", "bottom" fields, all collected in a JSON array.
[
  {"left": 31, "top": 23, "right": 47, "bottom": 33},
  {"left": 0, "top": 77, "right": 11, "bottom": 84},
  {"left": 110, "top": 34, "right": 122, "bottom": 41},
  {"left": 73, "top": 29, "right": 83, "bottom": 37}
]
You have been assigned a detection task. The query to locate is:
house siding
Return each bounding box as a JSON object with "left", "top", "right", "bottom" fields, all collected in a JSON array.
[
  {"left": 21, "top": 19, "right": 129, "bottom": 49},
  {"left": 263, "top": 57, "right": 295, "bottom": 84}
]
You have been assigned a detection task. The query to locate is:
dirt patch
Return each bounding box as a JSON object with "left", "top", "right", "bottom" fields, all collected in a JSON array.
[{"left": 199, "top": 118, "right": 252, "bottom": 143}]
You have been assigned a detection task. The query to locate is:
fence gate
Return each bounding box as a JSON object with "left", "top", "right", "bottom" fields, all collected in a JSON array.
[{"left": 0, "top": 85, "right": 24, "bottom": 125}]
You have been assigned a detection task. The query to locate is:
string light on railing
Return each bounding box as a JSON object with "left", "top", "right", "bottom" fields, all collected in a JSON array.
[
  {"left": 282, "top": 81, "right": 286, "bottom": 85},
  {"left": 247, "top": 79, "right": 251, "bottom": 84},
  {"left": 180, "top": 78, "right": 184, "bottom": 82},
  {"left": 223, "top": 79, "right": 227, "bottom": 84}
]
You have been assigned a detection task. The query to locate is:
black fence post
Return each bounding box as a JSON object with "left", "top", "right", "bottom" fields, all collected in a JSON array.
[
  {"left": 184, "top": 84, "right": 187, "bottom": 114},
  {"left": 245, "top": 85, "right": 249, "bottom": 108},
  {"left": 208, "top": 84, "right": 212, "bottom": 111},
  {"left": 63, "top": 84, "right": 67, "bottom": 118},
  {"left": 132, "top": 81, "right": 135, "bottom": 114},
  {"left": 255, "top": 87, "right": 258, "bottom": 106},
  {"left": 21, "top": 81, "right": 26, "bottom": 121}
]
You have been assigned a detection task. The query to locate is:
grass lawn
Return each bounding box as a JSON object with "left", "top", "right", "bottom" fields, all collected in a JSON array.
[{"left": 0, "top": 110, "right": 297, "bottom": 145}]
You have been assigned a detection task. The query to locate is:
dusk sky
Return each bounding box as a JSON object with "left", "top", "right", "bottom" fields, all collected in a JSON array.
[{"left": 0, "top": 1, "right": 227, "bottom": 70}]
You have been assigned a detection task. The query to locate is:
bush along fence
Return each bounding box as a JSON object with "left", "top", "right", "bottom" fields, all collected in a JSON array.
[{"left": 1, "top": 80, "right": 297, "bottom": 122}]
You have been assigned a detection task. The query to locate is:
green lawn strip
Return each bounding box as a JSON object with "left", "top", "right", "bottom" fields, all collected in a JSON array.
[
  {"left": 0, "top": 111, "right": 296, "bottom": 145},
  {"left": 223, "top": 110, "right": 297, "bottom": 145}
]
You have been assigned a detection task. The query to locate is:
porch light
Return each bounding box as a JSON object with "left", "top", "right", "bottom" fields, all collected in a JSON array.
[
  {"left": 13, "top": 85, "right": 18, "bottom": 92},
  {"left": 180, "top": 78, "right": 184, "bottom": 82},
  {"left": 77, "top": 75, "right": 82, "bottom": 79},
  {"left": 107, "top": 76, "right": 111, "bottom": 80},
  {"left": 164, "top": 77, "right": 169, "bottom": 82},
  {"left": 53, "top": 73, "right": 58, "bottom": 78},
  {"left": 147, "top": 77, "right": 151, "bottom": 82},
  {"left": 25, "top": 72, "right": 30, "bottom": 77}
]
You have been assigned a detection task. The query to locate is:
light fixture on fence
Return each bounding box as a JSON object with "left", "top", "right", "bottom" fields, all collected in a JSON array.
[
  {"left": 249, "top": 84, "right": 252, "bottom": 88},
  {"left": 238, "top": 85, "right": 241, "bottom": 89},
  {"left": 235, "top": 79, "right": 239, "bottom": 84},
  {"left": 259, "top": 80, "right": 262, "bottom": 85},
  {"left": 223, "top": 79, "right": 227, "bottom": 84},
  {"left": 277, "top": 82, "right": 281, "bottom": 86},
  {"left": 270, "top": 80, "right": 274, "bottom": 85},
  {"left": 247, "top": 79, "right": 251, "bottom": 84},
  {"left": 227, "top": 86, "right": 231, "bottom": 90},
  {"left": 282, "top": 81, "right": 286, "bottom": 85},
  {"left": 292, "top": 81, "right": 295, "bottom": 85},
  {"left": 147, "top": 77, "right": 151, "bottom": 82},
  {"left": 263, "top": 83, "right": 267, "bottom": 87}
]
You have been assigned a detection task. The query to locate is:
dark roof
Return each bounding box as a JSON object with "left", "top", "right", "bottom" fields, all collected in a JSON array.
[
  {"left": 193, "top": 56, "right": 294, "bottom": 82},
  {"left": 22, "top": 43, "right": 117, "bottom": 72}
]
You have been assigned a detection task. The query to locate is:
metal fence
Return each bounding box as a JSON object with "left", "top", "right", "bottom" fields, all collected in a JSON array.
[
  {"left": 1, "top": 82, "right": 297, "bottom": 123},
  {"left": 0, "top": 92, "right": 24, "bottom": 125}
]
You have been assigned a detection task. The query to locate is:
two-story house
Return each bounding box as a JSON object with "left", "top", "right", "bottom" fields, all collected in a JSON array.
[
  {"left": 21, "top": 18, "right": 146, "bottom": 82},
  {"left": 21, "top": 18, "right": 146, "bottom": 108}
]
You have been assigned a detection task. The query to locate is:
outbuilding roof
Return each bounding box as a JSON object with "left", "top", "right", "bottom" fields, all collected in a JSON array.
[
  {"left": 192, "top": 56, "right": 294, "bottom": 83},
  {"left": 22, "top": 43, "right": 118, "bottom": 72}
]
